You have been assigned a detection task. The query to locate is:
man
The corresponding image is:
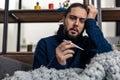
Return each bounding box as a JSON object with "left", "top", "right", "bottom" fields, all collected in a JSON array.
[{"left": 32, "top": 3, "right": 112, "bottom": 70}]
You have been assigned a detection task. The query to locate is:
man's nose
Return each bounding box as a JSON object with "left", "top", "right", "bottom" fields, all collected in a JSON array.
[{"left": 74, "top": 19, "right": 79, "bottom": 25}]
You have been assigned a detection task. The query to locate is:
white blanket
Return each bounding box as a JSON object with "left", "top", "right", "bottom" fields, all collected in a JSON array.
[{"left": 3, "top": 50, "right": 120, "bottom": 80}]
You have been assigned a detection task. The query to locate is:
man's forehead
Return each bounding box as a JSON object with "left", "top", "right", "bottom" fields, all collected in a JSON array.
[
  {"left": 70, "top": 7, "right": 87, "bottom": 12},
  {"left": 68, "top": 7, "right": 87, "bottom": 18}
]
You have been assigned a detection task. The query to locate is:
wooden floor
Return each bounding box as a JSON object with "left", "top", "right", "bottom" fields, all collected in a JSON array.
[{"left": 0, "top": 52, "right": 33, "bottom": 64}]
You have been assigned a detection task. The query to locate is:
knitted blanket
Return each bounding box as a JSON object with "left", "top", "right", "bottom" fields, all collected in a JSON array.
[{"left": 3, "top": 50, "right": 120, "bottom": 80}]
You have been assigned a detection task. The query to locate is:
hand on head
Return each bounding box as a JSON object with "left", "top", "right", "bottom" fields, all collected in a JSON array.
[{"left": 87, "top": 4, "right": 98, "bottom": 19}]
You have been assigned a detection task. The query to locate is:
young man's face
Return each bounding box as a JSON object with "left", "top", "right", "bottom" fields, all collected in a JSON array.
[{"left": 64, "top": 7, "right": 87, "bottom": 39}]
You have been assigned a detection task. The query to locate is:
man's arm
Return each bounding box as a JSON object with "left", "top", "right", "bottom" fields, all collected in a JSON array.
[
  {"left": 85, "top": 4, "right": 112, "bottom": 53},
  {"left": 85, "top": 19, "right": 112, "bottom": 53},
  {"left": 32, "top": 39, "right": 48, "bottom": 69},
  {"left": 32, "top": 39, "right": 68, "bottom": 69}
]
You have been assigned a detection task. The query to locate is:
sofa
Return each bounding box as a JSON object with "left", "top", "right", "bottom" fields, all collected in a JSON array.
[{"left": 0, "top": 55, "right": 32, "bottom": 79}]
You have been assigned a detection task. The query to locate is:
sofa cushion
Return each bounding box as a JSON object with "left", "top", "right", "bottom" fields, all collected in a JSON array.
[{"left": 0, "top": 56, "right": 32, "bottom": 79}]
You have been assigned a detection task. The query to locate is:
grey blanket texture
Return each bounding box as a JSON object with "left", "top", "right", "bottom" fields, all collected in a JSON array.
[{"left": 2, "top": 50, "right": 120, "bottom": 80}]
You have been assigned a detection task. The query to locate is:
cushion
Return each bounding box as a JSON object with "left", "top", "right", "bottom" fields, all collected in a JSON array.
[{"left": 0, "top": 56, "right": 32, "bottom": 79}]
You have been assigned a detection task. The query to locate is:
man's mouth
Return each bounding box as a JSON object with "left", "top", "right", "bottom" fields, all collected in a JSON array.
[{"left": 70, "top": 28, "right": 78, "bottom": 33}]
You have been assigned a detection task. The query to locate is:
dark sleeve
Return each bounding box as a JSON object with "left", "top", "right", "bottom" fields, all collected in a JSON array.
[
  {"left": 85, "top": 19, "right": 112, "bottom": 53},
  {"left": 32, "top": 39, "right": 48, "bottom": 69},
  {"left": 47, "top": 57, "right": 67, "bottom": 69},
  {"left": 32, "top": 39, "right": 67, "bottom": 70}
]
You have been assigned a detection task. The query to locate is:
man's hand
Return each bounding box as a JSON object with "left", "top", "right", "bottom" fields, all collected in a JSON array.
[
  {"left": 56, "top": 40, "right": 75, "bottom": 65},
  {"left": 87, "top": 4, "right": 98, "bottom": 19}
]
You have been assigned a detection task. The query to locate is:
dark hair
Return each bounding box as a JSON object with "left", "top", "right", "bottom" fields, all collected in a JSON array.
[{"left": 64, "top": 3, "right": 88, "bottom": 17}]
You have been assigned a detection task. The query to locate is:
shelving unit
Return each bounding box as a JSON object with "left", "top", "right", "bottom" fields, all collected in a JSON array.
[
  {"left": 0, "top": 10, "right": 15, "bottom": 23},
  {"left": 102, "top": 8, "right": 120, "bottom": 21},
  {"left": 9, "top": 10, "right": 65, "bottom": 23},
  {"left": 1, "top": 8, "right": 120, "bottom": 23},
  {"left": 1, "top": 0, "right": 120, "bottom": 54}
]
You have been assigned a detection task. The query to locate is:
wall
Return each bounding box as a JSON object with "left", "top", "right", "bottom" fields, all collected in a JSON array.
[{"left": 0, "top": 0, "right": 116, "bottom": 52}]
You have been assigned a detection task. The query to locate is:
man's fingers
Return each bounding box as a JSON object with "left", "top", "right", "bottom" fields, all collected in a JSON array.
[
  {"left": 59, "top": 40, "right": 76, "bottom": 52},
  {"left": 63, "top": 49, "right": 75, "bottom": 55},
  {"left": 64, "top": 54, "right": 73, "bottom": 59},
  {"left": 87, "top": 4, "right": 98, "bottom": 19}
]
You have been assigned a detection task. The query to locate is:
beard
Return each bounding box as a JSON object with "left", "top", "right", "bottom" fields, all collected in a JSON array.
[{"left": 63, "top": 26, "right": 82, "bottom": 40}]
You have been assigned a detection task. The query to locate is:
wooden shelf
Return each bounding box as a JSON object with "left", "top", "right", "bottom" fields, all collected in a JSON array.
[
  {"left": 102, "top": 8, "right": 120, "bottom": 21},
  {"left": 10, "top": 9, "right": 120, "bottom": 22},
  {"left": 0, "top": 52, "right": 33, "bottom": 64},
  {"left": 0, "top": 10, "right": 16, "bottom": 23},
  {"left": 9, "top": 9, "right": 65, "bottom": 23},
  {"left": 1, "top": 8, "right": 120, "bottom": 23}
]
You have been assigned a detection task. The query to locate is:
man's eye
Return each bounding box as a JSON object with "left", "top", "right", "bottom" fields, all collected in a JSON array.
[
  {"left": 69, "top": 16, "right": 77, "bottom": 20},
  {"left": 79, "top": 18, "right": 86, "bottom": 23}
]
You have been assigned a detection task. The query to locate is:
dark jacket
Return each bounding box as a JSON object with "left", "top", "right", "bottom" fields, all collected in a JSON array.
[{"left": 32, "top": 19, "right": 112, "bottom": 69}]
